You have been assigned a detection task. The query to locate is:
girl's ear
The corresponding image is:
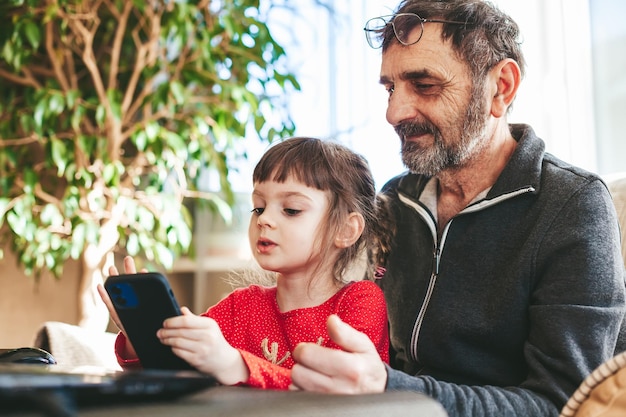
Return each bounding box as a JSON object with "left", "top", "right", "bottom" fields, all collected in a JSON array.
[{"left": 334, "top": 212, "right": 365, "bottom": 248}]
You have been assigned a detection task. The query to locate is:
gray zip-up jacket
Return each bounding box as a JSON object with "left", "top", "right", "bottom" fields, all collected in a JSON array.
[{"left": 380, "top": 124, "right": 625, "bottom": 417}]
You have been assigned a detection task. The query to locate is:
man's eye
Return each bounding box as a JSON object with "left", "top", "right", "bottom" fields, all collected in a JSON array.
[
  {"left": 284, "top": 208, "right": 301, "bottom": 216},
  {"left": 414, "top": 83, "right": 438, "bottom": 95},
  {"left": 385, "top": 85, "right": 395, "bottom": 96},
  {"left": 251, "top": 207, "right": 264, "bottom": 215}
]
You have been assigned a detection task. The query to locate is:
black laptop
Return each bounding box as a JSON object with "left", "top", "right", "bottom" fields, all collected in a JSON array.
[{"left": 0, "top": 362, "right": 218, "bottom": 416}]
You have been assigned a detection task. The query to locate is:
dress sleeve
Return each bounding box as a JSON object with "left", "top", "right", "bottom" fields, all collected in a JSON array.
[
  {"left": 335, "top": 280, "right": 390, "bottom": 364},
  {"left": 113, "top": 331, "right": 142, "bottom": 370},
  {"left": 238, "top": 350, "right": 292, "bottom": 389}
]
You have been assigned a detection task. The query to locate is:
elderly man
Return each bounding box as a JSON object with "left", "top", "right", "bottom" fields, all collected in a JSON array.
[{"left": 291, "top": 1, "right": 626, "bottom": 416}]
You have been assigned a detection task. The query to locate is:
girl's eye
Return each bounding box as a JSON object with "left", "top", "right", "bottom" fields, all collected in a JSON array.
[
  {"left": 251, "top": 207, "right": 264, "bottom": 215},
  {"left": 284, "top": 208, "right": 301, "bottom": 216}
]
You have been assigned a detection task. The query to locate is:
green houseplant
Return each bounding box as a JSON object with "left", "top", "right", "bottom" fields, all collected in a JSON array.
[{"left": 0, "top": 0, "right": 299, "bottom": 328}]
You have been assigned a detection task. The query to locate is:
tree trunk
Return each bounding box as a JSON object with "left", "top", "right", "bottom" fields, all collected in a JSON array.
[{"left": 77, "top": 246, "right": 115, "bottom": 331}]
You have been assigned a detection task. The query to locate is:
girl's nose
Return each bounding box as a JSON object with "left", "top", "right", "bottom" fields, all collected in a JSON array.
[{"left": 256, "top": 210, "right": 275, "bottom": 228}]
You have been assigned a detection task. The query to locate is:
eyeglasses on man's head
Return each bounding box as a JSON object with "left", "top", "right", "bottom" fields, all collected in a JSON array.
[{"left": 364, "top": 12, "right": 471, "bottom": 49}]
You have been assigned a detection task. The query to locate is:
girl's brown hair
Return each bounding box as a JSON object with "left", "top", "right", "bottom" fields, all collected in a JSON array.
[{"left": 253, "top": 137, "right": 390, "bottom": 284}]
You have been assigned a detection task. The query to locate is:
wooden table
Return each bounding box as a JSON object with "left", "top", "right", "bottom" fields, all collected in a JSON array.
[{"left": 5, "top": 385, "right": 448, "bottom": 417}]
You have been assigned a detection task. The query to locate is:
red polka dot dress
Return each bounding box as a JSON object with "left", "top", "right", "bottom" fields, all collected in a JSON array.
[{"left": 114, "top": 280, "right": 388, "bottom": 390}]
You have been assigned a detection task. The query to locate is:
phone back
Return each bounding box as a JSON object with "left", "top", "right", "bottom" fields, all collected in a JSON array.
[{"left": 105, "top": 273, "right": 193, "bottom": 370}]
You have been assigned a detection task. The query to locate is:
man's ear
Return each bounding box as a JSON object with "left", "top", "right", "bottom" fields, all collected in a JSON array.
[
  {"left": 334, "top": 212, "right": 365, "bottom": 248},
  {"left": 489, "top": 59, "right": 521, "bottom": 118}
]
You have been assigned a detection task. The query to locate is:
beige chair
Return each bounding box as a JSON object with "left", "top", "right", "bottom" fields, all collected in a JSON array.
[
  {"left": 33, "top": 321, "right": 121, "bottom": 371},
  {"left": 560, "top": 351, "right": 626, "bottom": 417},
  {"left": 608, "top": 174, "right": 626, "bottom": 354}
]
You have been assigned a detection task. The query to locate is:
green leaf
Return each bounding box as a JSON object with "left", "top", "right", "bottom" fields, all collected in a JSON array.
[
  {"left": 163, "top": 130, "right": 187, "bottom": 158},
  {"left": 102, "top": 163, "right": 117, "bottom": 185},
  {"left": 136, "top": 206, "right": 156, "bottom": 231},
  {"left": 126, "top": 233, "right": 139, "bottom": 256},
  {"left": 95, "top": 104, "right": 106, "bottom": 126},
  {"left": 0, "top": 198, "right": 10, "bottom": 218},
  {"left": 48, "top": 92, "right": 65, "bottom": 114},
  {"left": 77, "top": 135, "right": 96, "bottom": 158},
  {"left": 40, "top": 203, "right": 63, "bottom": 226},
  {"left": 33, "top": 99, "right": 46, "bottom": 130},
  {"left": 70, "top": 223, "right": 86, "bottom": 259},
  {"left": 6, "top": 211, "right": 26, "bottom": 235},
  {"left": 154, "top": 243, "right": 173, "bottom": 269},
  {"left": 145, "top": 122, "right": 159, "bottom": 142},
  {"left": 65, "top": 90, "right": 78, "bottom": 109},
  {"left": 23, "top": 168, "right": 37, "bottom": 193},
  {"left": 170, "top": 81, "right": 185, "bottom": 104},
  {"left": 50, "top": 138, "right": 68, "bottom": 176},
  {"left": 134, "top": 130, "right": 148, "bottom": 151}
]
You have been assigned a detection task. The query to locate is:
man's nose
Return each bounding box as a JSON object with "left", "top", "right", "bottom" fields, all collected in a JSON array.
[{"left": 386, "top": 87, "right": 419, "bottom": 126}]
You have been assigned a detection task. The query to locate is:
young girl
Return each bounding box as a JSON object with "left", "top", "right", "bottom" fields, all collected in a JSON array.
[{"left": 99, "top": 137, "right": 390, "bottom": 389}]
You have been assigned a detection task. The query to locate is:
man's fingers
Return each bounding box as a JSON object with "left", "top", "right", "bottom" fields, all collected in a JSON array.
[
  {"left": 326, "top": 314, "right": 376, "bottom": 354},
  {"left": 291, "top": 360, "right": 337, "bottom": 393},
  {"left": 292, "top": 314, "right": 370, "bottom": 380},
  {"left": 291, "top": 315, "right": 388, "bottom": 394},
  {"left": 293, "top": 315, "right": 376, "bottom": 373},
  {"left": 293, "top": 341, "right": 348, "bottom": 372}
]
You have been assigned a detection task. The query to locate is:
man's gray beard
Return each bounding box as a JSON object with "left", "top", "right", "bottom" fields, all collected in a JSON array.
[
  {"left": 401, "top": 138, "right": 456, "bottom": 177},
  {"left": 400, "top": 82, "right": 489, "bottom": 177}
]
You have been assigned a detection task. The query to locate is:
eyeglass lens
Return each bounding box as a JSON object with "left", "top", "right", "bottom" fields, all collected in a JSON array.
[
  {"left": 364, "top": 14, "right": 425, "bottom": 49},
  {"left": 392, "top": 14, "right": 425, "bottom": 46}
]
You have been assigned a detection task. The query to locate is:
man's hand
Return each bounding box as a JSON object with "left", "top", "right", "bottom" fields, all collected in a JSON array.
[{"left": 291, "top": 314, "right": 388, "bottom": 393}]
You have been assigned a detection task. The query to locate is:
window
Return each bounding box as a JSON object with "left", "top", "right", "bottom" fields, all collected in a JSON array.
[
  {"left": 230, "top": 0, "right": 625, "bottom": 193},
  {"left": 589, "top": 0, "right": 626, "bottom": 175}
]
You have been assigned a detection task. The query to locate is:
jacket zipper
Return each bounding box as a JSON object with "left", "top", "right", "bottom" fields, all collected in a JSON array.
[{"left": 398, "top": 186, "right": 535, "bottom": 363}]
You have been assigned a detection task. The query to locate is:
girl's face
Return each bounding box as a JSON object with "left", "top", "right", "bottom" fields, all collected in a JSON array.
[{"left": 248, "top": 176, "right": 331, "bottom": 279}]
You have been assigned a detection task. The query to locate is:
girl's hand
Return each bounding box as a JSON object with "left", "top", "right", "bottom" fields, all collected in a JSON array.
[
  {"left": 157, "top": 307, "right": 249, "bottom": 385},
  {"left": 96, "top": 284, "right": 126, "bottom": 335},
  {"left": 97, "top": 255, "right": 145, "bottom": 359}
]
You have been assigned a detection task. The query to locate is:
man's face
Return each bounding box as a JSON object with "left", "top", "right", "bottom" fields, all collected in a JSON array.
[{"left": 380, "top": 25, "right": 490, "bottom": 176}]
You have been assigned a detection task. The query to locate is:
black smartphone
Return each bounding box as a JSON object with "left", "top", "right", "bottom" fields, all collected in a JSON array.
[{"left": 104, "top": 272, "right": 193, "bottom": 370}]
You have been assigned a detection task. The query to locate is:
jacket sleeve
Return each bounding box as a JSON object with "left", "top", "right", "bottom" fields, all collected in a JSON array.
[
  {"left": 386, "top": 368, "right": 559, "bottom": 416},
  {"left": 113, "top": 331, "right": 142, "bottom": 370}
]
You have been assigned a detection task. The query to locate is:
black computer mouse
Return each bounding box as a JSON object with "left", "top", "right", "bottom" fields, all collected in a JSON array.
[{"left": 0, "top": 347, "right": 57, "bottom": 364}]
